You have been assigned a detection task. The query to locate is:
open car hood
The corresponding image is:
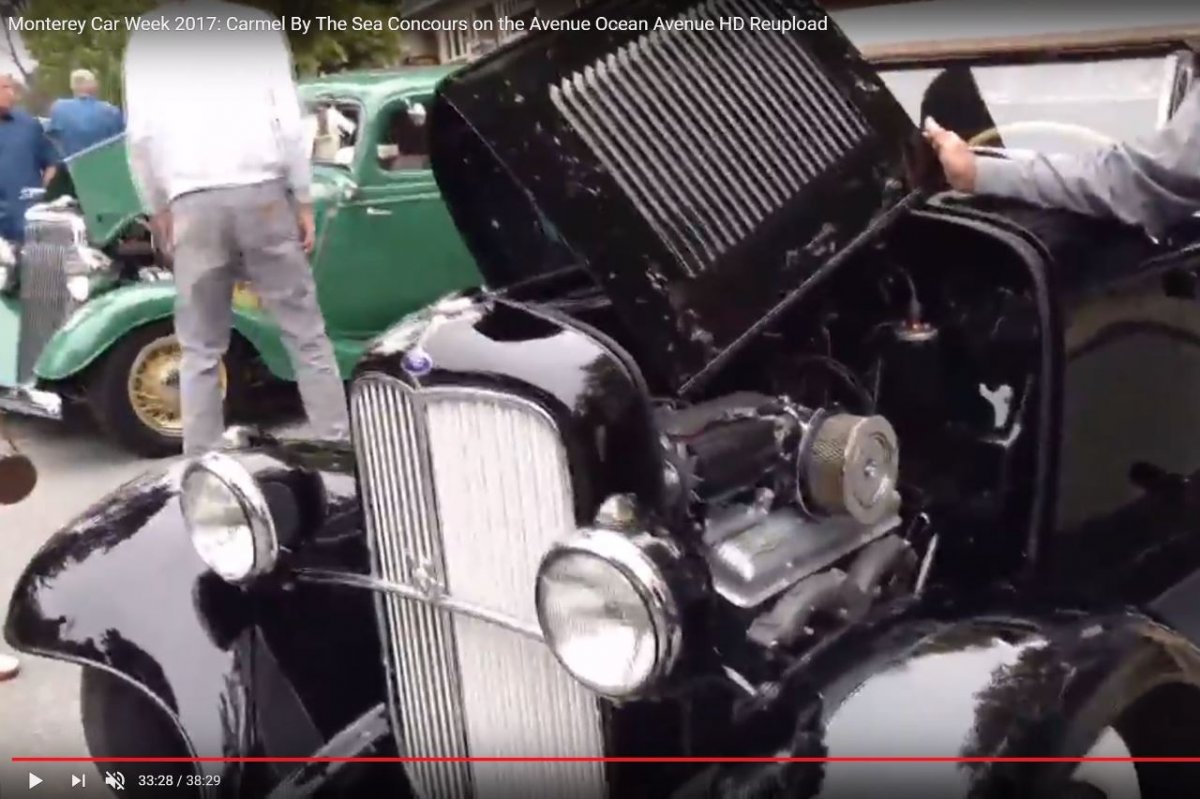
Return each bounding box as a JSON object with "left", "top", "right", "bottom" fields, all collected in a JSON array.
[
  {"left": 429, "top": 0, "right": 927, "bottom": 393},
  {"left": 53, "top": 134, "right": 146, "bottom": 247}
]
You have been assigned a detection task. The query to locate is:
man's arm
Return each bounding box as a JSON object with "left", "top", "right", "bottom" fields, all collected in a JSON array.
[
  {"left": 929, "top": 86, "right": 1200, "bottom": 239},
  {"left": 266, "top": 28, "right": 312, "bottom": 206},
  {"left": 122, "top": 30, "right": 169, "bottom": 216}
]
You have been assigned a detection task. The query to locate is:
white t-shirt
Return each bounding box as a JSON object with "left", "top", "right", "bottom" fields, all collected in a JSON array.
[{"left": 123, "top": 0, "right": 311, "bottom": 212}]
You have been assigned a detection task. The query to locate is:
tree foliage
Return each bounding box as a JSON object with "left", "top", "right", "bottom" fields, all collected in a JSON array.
[{"left": 13, "top": 0, "right": 404, "bottom": 112}]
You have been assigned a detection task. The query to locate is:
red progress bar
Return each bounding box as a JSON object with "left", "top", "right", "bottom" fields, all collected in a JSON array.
[{"left": 13, "top": 757, "right": 1200, "bottom": 763}]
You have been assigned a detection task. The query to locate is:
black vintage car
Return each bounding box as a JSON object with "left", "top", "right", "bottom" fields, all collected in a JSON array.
[{"left": 10, "top": 0, "right": 1200, "bottom": 797}]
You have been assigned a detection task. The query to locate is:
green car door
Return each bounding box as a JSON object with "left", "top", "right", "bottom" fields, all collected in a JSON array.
[{"left": 312, "top": 92, "right": 478, "bottom": 340}]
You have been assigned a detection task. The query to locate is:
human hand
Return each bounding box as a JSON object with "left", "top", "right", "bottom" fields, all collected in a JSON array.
[
  {"left": 296, "top": 204, "right": 315, "bottom": 255},
  {"left": 152, "top": 210, "right": 173, "bottom": 255},
  {"left": 923, "top": 117, "right": 978, "bottom": 192}
]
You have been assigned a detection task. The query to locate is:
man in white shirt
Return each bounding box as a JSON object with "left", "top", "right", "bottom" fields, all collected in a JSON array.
[{"left": 123, "top": 0, "right": 349, "bottom": 454}]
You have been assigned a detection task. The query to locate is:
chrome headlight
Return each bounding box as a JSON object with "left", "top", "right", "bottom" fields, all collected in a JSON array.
[
  {"left": 180, "top": 452, "right": 278, "bottom": 583},
  {"left": 535, "top": 527, "right": 681, "bottom": 699},
  {"left": 64, "top": 244, "right": 115, "bottom": 302}
]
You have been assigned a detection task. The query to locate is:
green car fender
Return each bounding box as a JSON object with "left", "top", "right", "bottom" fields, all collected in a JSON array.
[{"left": 33, "top": 282, "right": 293, "bottom": 382}]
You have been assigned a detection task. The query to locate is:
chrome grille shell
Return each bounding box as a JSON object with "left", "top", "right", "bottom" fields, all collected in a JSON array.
[
  {"left": 16, "top": 209, "right": 86, "bottom": 382},
  {"left": 350, "top": 373, "right": 608, "bottom": 799}
]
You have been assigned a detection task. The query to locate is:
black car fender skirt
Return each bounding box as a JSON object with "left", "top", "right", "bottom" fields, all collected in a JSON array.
[{"left": 673, "top": 612, "right": 1200, "bottom": 799}]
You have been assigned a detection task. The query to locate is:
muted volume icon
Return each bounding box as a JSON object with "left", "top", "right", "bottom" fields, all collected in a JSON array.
[{"left": 105, "top": 772, "right": 125, "bottom": 790}]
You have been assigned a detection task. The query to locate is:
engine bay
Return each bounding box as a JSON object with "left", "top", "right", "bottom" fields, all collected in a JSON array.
[{"left": 633, "top": 214, "right": 1046, "bottom": 675}]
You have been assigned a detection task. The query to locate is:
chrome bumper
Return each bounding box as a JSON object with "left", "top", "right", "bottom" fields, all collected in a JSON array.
[{"left": 0, "top": 384, "right": 63, "bottom": 420}]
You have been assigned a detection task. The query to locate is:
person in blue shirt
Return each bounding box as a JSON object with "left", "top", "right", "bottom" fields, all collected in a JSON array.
[
  {"left": 0, "top": 71, "right": 52, "bottom": 681},
  {"left": 0, "top": 73, "right": 55, "bottom": 243},
  {"left": 46, "top": 68, "right": 125, "bottom": 162}
]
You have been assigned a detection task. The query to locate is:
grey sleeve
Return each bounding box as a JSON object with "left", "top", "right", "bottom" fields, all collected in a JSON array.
[
  {"left": 974, "top": 86, "right": 1200, "bottom": 239},
  {"left": 122, "top": 31, "right": 169, "bottom": 215}
]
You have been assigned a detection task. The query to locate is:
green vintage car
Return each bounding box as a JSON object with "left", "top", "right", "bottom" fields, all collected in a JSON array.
[{"left": 0, "top": 66, "right": 480, "bottom": 456}]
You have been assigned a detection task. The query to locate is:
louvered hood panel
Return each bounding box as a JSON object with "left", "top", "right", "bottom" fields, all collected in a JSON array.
[{"left": 429, "top": 0, "right": 922, "bottom": 392}]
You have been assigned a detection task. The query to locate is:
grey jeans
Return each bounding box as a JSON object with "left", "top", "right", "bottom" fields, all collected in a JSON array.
[{"left": 171, "top": 179, "right": 349, "bottom": 455}]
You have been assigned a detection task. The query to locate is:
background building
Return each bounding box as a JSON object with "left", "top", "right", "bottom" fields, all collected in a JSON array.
[
  {"left": 398, "top": 0, "right": 586, "bottom": 64},
  {"left": 395, "top": 0, "right": 903, "bottom": 65}
]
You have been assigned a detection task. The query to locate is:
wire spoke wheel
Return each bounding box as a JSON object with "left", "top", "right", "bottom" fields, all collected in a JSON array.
[{"left": 126, "top": 334, "right": 226, "bottom": 437}]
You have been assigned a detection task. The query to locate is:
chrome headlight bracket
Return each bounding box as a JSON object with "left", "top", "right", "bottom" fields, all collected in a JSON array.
[
  {"left": 180, "top": 451, "right": 279, "bottom": 584},
  {"left": 536, "top": 526, "right": 683, "bottom": 699}
]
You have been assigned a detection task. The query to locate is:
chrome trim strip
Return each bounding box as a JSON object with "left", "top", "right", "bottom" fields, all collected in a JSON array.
[
  {"left": 294, "top": 568, "right": 545, "bottom": 641},
  {"left": 1158, "top": 51, "right": 1183, "bottom": 128},
  {"left": 0, "top": 385, "right": 63, "bottom": 419}
]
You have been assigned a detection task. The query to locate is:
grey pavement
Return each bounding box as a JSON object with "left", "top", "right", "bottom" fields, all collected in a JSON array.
[{"left": 0, "top": 413, "right": 307, "bottom": 796}]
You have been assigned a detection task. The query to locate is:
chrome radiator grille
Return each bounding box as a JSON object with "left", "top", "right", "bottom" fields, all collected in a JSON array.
[
  {"left": 549, "top": 0, "right": 869, "bottom": 277},
  {"left": 351, "top": 375, "right": 608, "bottom": 799},
  {"left": 26, "top": 215, "right": 83, "bottom": 246},
  {"left": 16, "top": 237, "right": 77, "bottom": 382}
]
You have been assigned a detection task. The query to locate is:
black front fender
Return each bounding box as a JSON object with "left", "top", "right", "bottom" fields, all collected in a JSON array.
[
  {"left": 5, "top": 463, "right": 238, "bottom": 783},
  {"left": 677, "top": 610, "right": 1200, "bottom": 799},
  {"left": 4, "top": 441, "right": 378, "bottom": 793}
]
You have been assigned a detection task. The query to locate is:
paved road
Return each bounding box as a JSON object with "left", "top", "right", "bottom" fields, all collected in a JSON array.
[{"left": 1, "top": 415, "right": 153, "bottom": 793}]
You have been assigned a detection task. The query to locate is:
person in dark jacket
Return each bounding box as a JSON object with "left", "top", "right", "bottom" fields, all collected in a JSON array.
[
  {"left": 0, "top": 73, "right": 55, "bottom": 243},
  {"left": 924, "top": 85, "right": 1200, "bottom": 241}
]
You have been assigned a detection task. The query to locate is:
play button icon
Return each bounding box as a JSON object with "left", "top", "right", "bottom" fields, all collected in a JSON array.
[{"left": 28, "top": 772, "right": 43, "bottom": 788}]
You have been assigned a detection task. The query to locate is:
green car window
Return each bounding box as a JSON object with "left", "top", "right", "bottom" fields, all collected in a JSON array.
[{"left": 378, "top": 96, "right": 432, "bottom": 172}]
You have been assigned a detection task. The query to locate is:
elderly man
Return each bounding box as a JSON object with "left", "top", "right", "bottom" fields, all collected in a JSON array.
[
  {"left": 46, "top": 68, "right": 125, "bottom": 161},
  {"left": 123, "top": 0, "right": 349, "bottom": 455},
  {"left": 0, "top": 74, "right": 50, "bottom": 679},
  {"left": 924, "top": 85, "right": 1200, "bottom": 241},
  {"left": 0, "top": 74, "right": 55, "bottom": 243}
]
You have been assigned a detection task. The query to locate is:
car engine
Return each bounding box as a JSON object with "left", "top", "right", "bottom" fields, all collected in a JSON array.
[{"left": 637, "top": 239, "right": 1041, "bottom": 672}]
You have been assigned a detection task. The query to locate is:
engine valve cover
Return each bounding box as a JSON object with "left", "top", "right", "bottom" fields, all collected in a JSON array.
[{"left": 706, "top": 506, "right": 901, "bottom": 609}]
